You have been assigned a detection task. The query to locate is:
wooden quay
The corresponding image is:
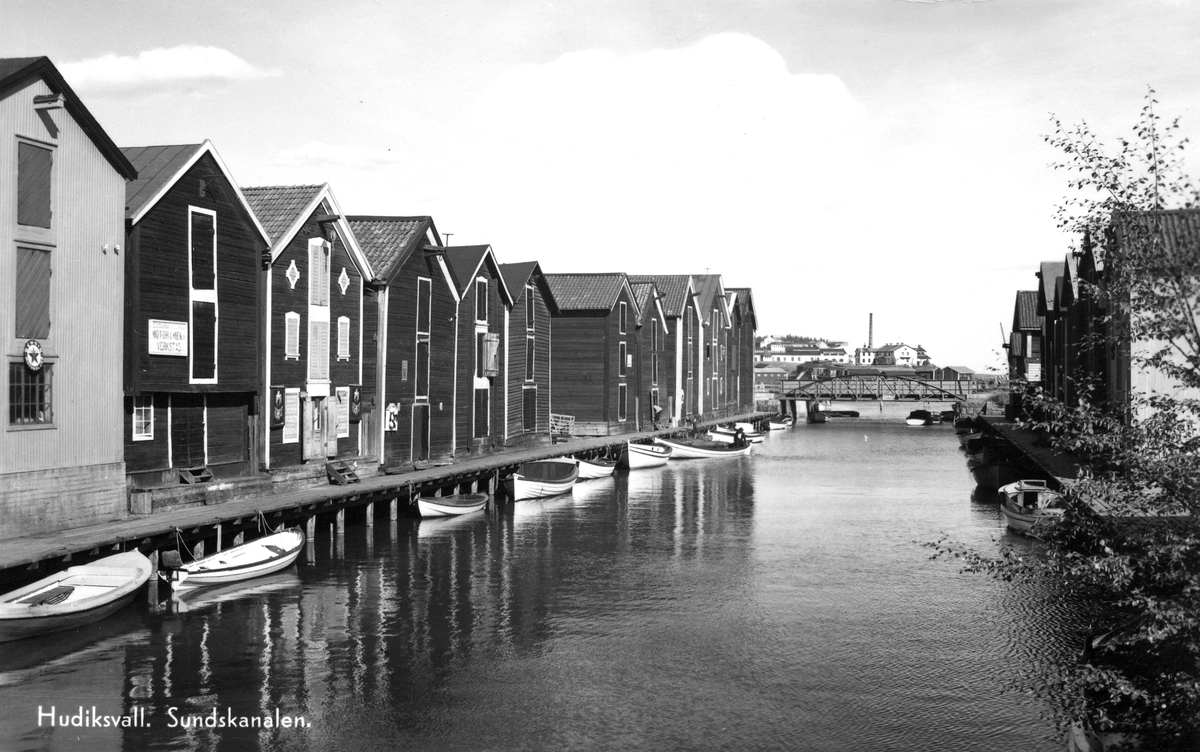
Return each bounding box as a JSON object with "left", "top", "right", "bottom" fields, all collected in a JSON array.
[{"left": 0, "top": 412, "right": 768, "bottom": 584}]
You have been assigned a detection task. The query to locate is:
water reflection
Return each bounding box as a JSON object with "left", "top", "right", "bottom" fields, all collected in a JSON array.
[{"left": 0, "top": 424, "right": 1089, "bottom": 751}]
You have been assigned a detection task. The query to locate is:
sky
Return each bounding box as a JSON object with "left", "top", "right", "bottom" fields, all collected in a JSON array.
[{"left": 6, "top": 0, "right": 1200, "bottom": 372}]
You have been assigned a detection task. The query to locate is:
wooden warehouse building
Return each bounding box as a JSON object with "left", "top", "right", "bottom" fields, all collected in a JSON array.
[{"left": 498, "top": 261, "right": 553, "bottom": 446}]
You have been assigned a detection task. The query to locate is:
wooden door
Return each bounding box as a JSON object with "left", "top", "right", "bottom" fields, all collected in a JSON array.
[
  {"left": 302, "top": 397, "right": 326, "bottom": 461},
  {"left": 171, "top": 394, "right": 206, "bottom": 467},
  {"left": 324, "top": 398, "right": 339, "bottom": 457},
  {"left": 412, "top": 404, "right": 430, "bottom": 462}
]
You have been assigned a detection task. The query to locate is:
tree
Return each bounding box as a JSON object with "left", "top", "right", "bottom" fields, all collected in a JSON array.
[{"left": 937, "top": 92, "right": 1200, "bottom": 750}]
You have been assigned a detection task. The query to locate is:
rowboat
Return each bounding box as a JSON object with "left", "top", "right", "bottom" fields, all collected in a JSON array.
[
  {"left": 576, "top": 457, "right": 618, "bottom": 480},
  {"left": 654, "top": 436, "right": 753, "bottom": 459},
  {"left": 998, "top": 479, "right": 1064, "bottom": 535},
  {"left": 417, "top": 493, "right": 488, "bottom": 518},
  {"left": 707, "top": 426, "right": 764, "bottom": 444},
  {"left": 171, "top": 571, "right": 302, "bottom": 614},
  {"left": 0, "top": 551, "right": 153, "bottom": 643},
  {"left": 623, "top": 441, "right": 672, "bottom": 469},
  {"left": 162, "top": 528, "right": 305, "bottom": 590},
  {"left": 971, "top": 461, "right": 1024, "bottom": 491},
  {"left": 957, "top": 430, "right": 983, "bottom": 448},
  {"left": 504, "top": 458, "right": 579, "bottom": 500},
  {"left": 767, "top": 419, "right": 789, "bottom": 430},
  {"left": 905, "top": 409, "right": 933, "bottom": 426}
]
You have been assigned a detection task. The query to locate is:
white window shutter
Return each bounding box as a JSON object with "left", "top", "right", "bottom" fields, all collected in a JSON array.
[
  {"left": 337, "top": 316, "right": 350, "bottom": 360},
  {"left": 309, "top": 319, "right": 329, "bottom": 380},
  {"left": 285, "top": 312, "right": 300, "bottom": 359}
]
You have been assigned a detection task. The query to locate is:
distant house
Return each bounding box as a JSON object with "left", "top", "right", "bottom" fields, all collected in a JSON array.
[
  {"left": 121, "top": 141, "right": 268, "bottom": 494},
  {"left": 854, "top": 346, "right": 877, "bottom": 366},
  {"left": 244, "top": 183, "right": 372, "bottom": 472},
  {"left": 442, "top": 246, "right": 513, "bottom": 457},
  {"left": 545, "top": 273, "right": 640, "bottom": 436},
  {"left": 934, "top": 366, "right": 975, "bottom": 382},
  {"left": 874, "top": 343, "right": 918, "bottom": 366},
  {"left": 1008, "top": 290, "right": 1042, "bottom": 385},
  {"left": 348, "top": 215, "right": 454, "bottom": 468},
  {"left": 0, "top": 57, "right": 137, "bottom": 537},
  {"left": 753, "top": 364, "right": 789, "bottom": 396},
  {"left": 498, "top": 260, "right": 553, "bottom": 445}
]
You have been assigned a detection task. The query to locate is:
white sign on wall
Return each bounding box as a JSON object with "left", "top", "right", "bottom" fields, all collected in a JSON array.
[{"left": 148, "top": 319, "right": 188, "bottom": 356}]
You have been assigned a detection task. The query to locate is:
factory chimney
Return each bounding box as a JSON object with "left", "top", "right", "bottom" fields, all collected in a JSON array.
[{"left": 868, "top": 313, "right": 873, "bottom": 349}]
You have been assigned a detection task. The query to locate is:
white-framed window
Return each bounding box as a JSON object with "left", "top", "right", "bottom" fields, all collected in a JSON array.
[
  {"left": 307, "top": 238, "right": 331, "bottom": 382},
  {"left": 619, "top": 341, "right": 627, "bottom": 377},
  {"left": 337, "top": 316, "right": 350, "bottom": 360},
  {"left": 189, "top": 207, "right": 218, "bottom": 384},
  {"left": 8, "top": 362, "right": 53, "bottom": 427},
  {"left": 475, "top": 277, "right": 488, "bottom": 323},
  {"left": 16, "top": 139, "right": 55, "bottom": 244},
  {"left": 525, "top": 335, "right": 535, "bottom": 382},
  {"left": 282, "top": 387, "right": 300, "bottom": 444},
  {"left": 415, "top": 277, "right": 431, "bottom": 400},
  {"left": 335, "top": 385, "right": 350, "bottom": 438},
  {"left": 284, "top": 312, "right": 301, "bottom": 359},
  {"left": 525, "top": 285, "right": 535, "bottom": 331},
  {"left": 618, "top": 383, "right": 627, "bottom": 421},
  {"left": 619, "top": 301, "right": 627, "bottom": 334},
  {"left": 133, "top": 394, "right": 154, "bottom": 440}
]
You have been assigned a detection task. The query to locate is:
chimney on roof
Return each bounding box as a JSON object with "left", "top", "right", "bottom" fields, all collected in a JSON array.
[{"left": 868, "top": 313, "right": 873, "bottom": 349}]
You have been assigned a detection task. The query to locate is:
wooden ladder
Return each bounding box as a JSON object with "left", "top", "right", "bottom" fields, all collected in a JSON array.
[
  {"left": 326, "top": 460, "right": 360, "bottom": 485},
  {"left": 179, "top": 466, "right": 213, "bottom": 484}
]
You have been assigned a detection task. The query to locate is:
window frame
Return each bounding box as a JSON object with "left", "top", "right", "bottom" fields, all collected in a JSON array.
[
  {"left": 336, "top": 315, "right": 351, "bottom": 361},
  {"left": 618, "top": 341, "right": 627, "bottom": 377},
  {"left": 188, "top": 207, "right": 218, "bottom": 384},
  {"left": 475, "top": 276, "right": 488, "bottom": 324},
  {"left": 8, "top": 361, "right": 53, "bottom": 429},
  {"left": 132, "top": 393, "right": 154, "bottom": 441},
  {"left": 284, "top": 312, "right": 301, "bottom": 360},
  {"left": 16, "top": 138, "right": 55, "bottom": 244},
  {"left": 415, "top": 277, "right": 431, "bottom": 401},
  {"left": 618, "top": 382, "right": 627, "bottom": 422},
  {"left": 525, "top": 334, "right": 535, "bottom": 382},
  {"left": 307, "top": 238, "right": 331, "bottom": 384},
  {"left": 619, "top": 301, "right": 627, "bottom": 334},
  {"left": 525, "top": 285, "right": 535, "bottom": 331}
]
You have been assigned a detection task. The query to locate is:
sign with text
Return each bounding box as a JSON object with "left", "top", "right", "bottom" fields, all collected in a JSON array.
[{"left": 148, "top": 319, "right": 188, "bottom": 356}]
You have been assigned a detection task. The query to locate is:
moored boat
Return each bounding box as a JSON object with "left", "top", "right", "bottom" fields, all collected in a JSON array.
[
  {"left": 0, "top": 551, "right": 153, "bottom": 643},
  {"left": 998, "top": 479, "right": 1064, "bottom": 535},
  {"left": 622, "top": 441, "right": 672, "bottom": 469},
  {"left": 957, "top": 430, "right": 983, "bottom": 448},
  {"left": 504, "top": 458, "right": 579, "bottom": 500},
  {"left": 654, "top": 436, "right": 753, "bottom": 459},
  {"left": 970, "top": 460, "right": 1024, "bottom": 491},
  {"left": 707, "top": 426, "right": 764, "bottom": 443},
  {"left": 905, "top": 409, "right": 933, "bottom": 426},
  {"left": 162, "top": 528, "right": 306, "bottom": 590},
  {"left": 576, "top": 456, "right": 618, "bottom": 480},
  {"left": 417, "top": 493, "right": 488, "bottom": 518}
]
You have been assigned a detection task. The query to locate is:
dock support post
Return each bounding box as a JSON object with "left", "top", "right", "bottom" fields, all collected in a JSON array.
[
  {"left": 470, "top": 478, "right": 478, "bottom": 493},
  {"left": 336, "top": 509, "right": 345, "bottom": 536},
  {"left": 233, "top": 531, "right": 244, "bottom": 547},
  {"left": 390, "top": 497, "right": 398, "bottom": 521},
  {"left": 147, "top": 550, "right": 159, "bottom": 608},
  {"left": 488, "top": 472, "right": 497, "bottom": 512},
  {"left": 366, "top": 503, "right": 375, "bottom": 526},
  {"left": 215, "top": 524, "right": 222, "bottom": 552},
  {"left": 194, "top": 540, "right": 204, "bottom": 559},
  {"left": 306, "top": 516, "right": 316, "bottom": 540}
]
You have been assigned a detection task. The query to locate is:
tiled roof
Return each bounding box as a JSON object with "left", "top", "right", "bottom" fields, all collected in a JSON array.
[
  {"left": 348, "top": 216, "right": 432, "bottom": 280},
  {"left": 629, "top": 281, "right": 657, "bottom": 324},
  {"left": 442, "top": 245, "right": 491, "bottom": 296},
  {"left": 692, "top": 274, "right": 724, "bottom": 314},
  {"left": 242, "top": 184, "right": 324, "bottom": 245},
  {"left": 1014, "top": 290, "right": 1040, "bottom": 330},
  {"left": 498, "top": 261, "right": 539, "bottom": 300},
  {"left": 121, "top": 144, "right": 203, "bottom": 218},
  {"left": 545, "top": 273, "right": 628, "bottom": 312},
  {"left": 629, "top": 275, "right": 689, "bottom": 317}
]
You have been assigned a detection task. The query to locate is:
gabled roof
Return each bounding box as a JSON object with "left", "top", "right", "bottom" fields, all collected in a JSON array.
[
  {"left": 628, "top": 274, "right": 692, "bottom": 318},
  {"left": 1013, "top": 290, "right": 1040, "bottom": 331},
  {"left": 943, "top": 365, "right": 976, "bottom": 374},
  {"left": 121, "top": 141, "right": 270, "bottom": 245},
  {"left": 0, "top": 56, "right": 137, "bottom": 181},
  {"left": 1036, "top": 260, "right": 1065, "bottom": 317},
  {"left": 498, "top": 261, "right": 541, "bottom": 302},
  {"left": 347, "top": 216, "right": 440, "bottom": 282},
  {"left": 442, "top": 245, "right": 514, "bottom": 306},
  {"left": 629, "top": 281, "right": 669, "bottom": 333},
  {"left": 727, "top": 287, "right": 757, "bottom": 329},
  {"left": 691, "top": 274, "right": 731, "bottom": 327},
  {"left": 242, "top": 183, "right": 372, "bottom": 278},
  {"left": 544, "top": 273, "right": 640, "bottom": 317}
]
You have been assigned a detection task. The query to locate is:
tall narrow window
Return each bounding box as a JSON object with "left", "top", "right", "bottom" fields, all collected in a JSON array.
[
  {"left": 415, "top": 278, "right": 431, "bottom": 400},
  {"left": 15, "top": 247, "right": 51, "bottom": 339},
  {"left": 337, "top": 316, "right": 351, "bottom": 360},
  {"left": 651, "top": 318, "right": 659, "bottom": 385},
  {"left": 474, "top": 388, "right": 489, "bottom": 437},
  {"left": 308, "top": 239, "right": 331, "bottom": 381},
  {"left": 17, "top": 142, "right": 52, "bottom": 230},
  {"left": 619, "top": 341, "right": 627, "bottom": 377},
  {"left": 525, "top": 335, "right": 535, "bottom": 381},
  {"left": 619, "top": 302, "right": 627, "bottom": 334},
  {"left": 133, "top": 394, "right": 154, "bottom": 440},
  {"left": 476, "top": 331, "right": 487, "bottom": 379},
  {"left": 189, "top": 208, "right": 217, "bottom": 383},
  {"left": 523, "top": 386, "right": 537, "bottom": 431},
  {"left": 525, "top": 285, "right": 535, "bottom": 331},
  {"left": 475, "top": 278, "right": 488, "bottom": 323},
  {"left": 9, "top": 362, "right": 52, "bottom": 425},
  {"left": 618, "top": 383, "right": 627, "bottom": 421},
  {"left": 284, "top": 312, "right": 301, "bottom": 359}
]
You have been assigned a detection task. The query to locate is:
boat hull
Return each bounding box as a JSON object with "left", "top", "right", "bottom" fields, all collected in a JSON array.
[
  {"left": 576, "top": 458, "right": 617, "bottom": 480},
  {"left": 417, "top": 493, "right": 488, "bottom": 517},
  {"left": 654, "top": 437, "right": 752, "bottom": 459},
  {"left": 0, "top": 551, "right": 152, "bottom": 643},
  {"left": 998, "top": 480, "right": 1063, "bottom": 535},
  {"left": 171, "top": 529, "right": 305, "bottom": 589},
  {"left": 971, "top": 462, "right": 1024, "bottom": 491},
  {"left": 623, "top": 442, "right": 671, "bottom": 469},
  {"left": 504, "top": 459, "right": 580, "bottom": 500}
]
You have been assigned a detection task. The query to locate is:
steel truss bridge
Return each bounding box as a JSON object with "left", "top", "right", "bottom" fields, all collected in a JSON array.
[{"left": 776, "top": 375, "right": 968, "bottom": 402}]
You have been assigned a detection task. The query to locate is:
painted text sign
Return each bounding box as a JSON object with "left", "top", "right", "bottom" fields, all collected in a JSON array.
[{"left": 148, "top": 319, "right": 188, "bottom": 356}]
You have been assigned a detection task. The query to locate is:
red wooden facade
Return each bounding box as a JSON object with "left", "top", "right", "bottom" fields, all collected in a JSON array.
[
  {"left": 121, "top": 142, "right": 267, "bottom": 488},
  {"left": 243, "top": 184, "right": 371, "bottom": 470},
  {"left": 348, "top": 216, "right": 460, "bottom": 468},
  {"left": 628, "top": 275, "right": 702, "bottom": 425},
  {"left": 545, "top": 273, "right": 641, "bottom": 436},
  {"left": 692, "top": 274, "right": 731, "bottom": 419},
  {"left": 630, "top": 280, "right": 669, "bottom": 429},
  {"left": 444, "top": 246, "right": 513, "bottom": 456},
  {"left": 498, "top": 261, "right": 553, "bottom": 445},
  {"left": 726, "top": 288, "right": 758, "bottom": 413}
]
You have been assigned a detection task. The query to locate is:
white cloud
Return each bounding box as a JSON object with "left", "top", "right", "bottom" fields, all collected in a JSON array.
[
  {"left": 275, "top": 141, "right": 408, "bottom": 170},
  {"left": 60, "top": 46, "right": 279, "bottom": 94}
]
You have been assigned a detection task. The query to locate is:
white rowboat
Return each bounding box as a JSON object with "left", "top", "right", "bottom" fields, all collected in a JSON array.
[
  {"left": 164, "top": 528, "right": 305, "bottom": 590},
  {"left": 623, "top": 442, "right": 672, "bottom": 469},
  {"left": 505, "top": 458, "right": 579, "bottom": 500},
  {"left": 654, "top": 436, "right": 753, "bottom": 459},
  {"left": 0, "top": 551, "right": 152, "bottom": 643},
  {"left": 417, "top": 493, "right": 488, "bottom": 518},
  {"left": 999, "top": 479, "right": 1064, "bottom": 536},
  {"left": 576, "top": 457, "right": 618, "bottom": 480}
]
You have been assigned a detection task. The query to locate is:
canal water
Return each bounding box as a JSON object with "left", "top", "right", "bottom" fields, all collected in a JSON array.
[{"left": 0, "top": 423, "right": 1089, "bottom": 752}]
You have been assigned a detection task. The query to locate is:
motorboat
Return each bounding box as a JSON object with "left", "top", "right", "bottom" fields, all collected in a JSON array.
[
  {"left": 998, "top": 479, "right": 1064, "bottom": 535},
  {"left": 417, "top": 493, "right": 488, "bottom": 518},
  {"left": 905, "top": 409, "right": 934, "bottom": 426},
  {"left": 576, "top": 456, "right": 618, "bottom": 480},
  {"left": 622, "top": 441, "right": 672, "bottom": 469},
  {"left": 0, "top": 550, "right": 152, "bottom": 643},
  {"left": 504, "top": 458, "right": 579, "bottom": 500},
  {"left": 161, "top": 528, "right": 305, "bottom": 590},
  {"left": 653, "top": 436, "right": 753, "bottom": 459}
]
